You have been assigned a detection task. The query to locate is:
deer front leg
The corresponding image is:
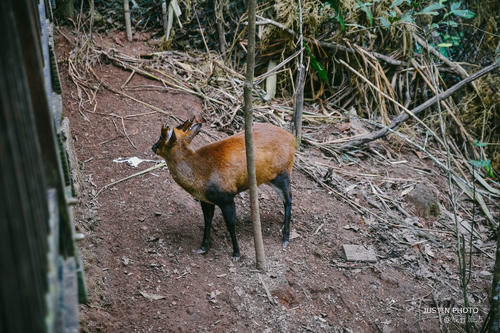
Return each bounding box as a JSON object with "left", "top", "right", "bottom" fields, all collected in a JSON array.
[{"left": 194, "top": 201, "right": 215, "bottom": 254}]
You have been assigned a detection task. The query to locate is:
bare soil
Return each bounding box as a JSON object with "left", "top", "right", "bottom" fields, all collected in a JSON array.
[{"left": 55, "top": 30, "right": 495, "bottom": 332}]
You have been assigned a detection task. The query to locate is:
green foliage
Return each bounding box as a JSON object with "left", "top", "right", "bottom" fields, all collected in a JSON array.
[
  {"left": 473, "top": 139, "right": 488, "bottom": 147},
  {"left": 444, "top": 2, "right": 475, "bottom": 19},
  {"left": 355, "top": 0, "right": 374, "bottom": 26},
  {"left": 305, "top": 45, "right": 329, "bottom": 85},
  {"left": 470, "top": 159, "right": 495, "bottom": 179},
  {"left": 375, "top": 0, "right": 476, "bottom": 59},
  {"left": 390, "top": 0, "right": 412, "bottom": 8},
  {"left": 416, "top": 2, "right": 445, "bottom": 16},
  {"left": 471, "top": 141, "right": 496, "bottom": 179},
  {"left": 324, "top": 0, "right": 346, "bottom": 31}
]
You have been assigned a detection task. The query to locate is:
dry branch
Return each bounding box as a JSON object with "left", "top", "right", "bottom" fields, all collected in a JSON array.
[
  {"left": 339, "top": 62, "right": 499, "bottom": 151},
  {"left": 413, "top": 34, "right": 469, "bottom": 79}
]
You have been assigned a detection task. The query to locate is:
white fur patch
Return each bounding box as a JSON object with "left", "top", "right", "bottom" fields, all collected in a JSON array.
[{"left": 166, "top": 128, "right": 174, "bottom": 142}]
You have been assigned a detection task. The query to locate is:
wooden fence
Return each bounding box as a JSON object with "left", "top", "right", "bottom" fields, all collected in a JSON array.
[{"left": 0, "top": 0, "right": 86, "bottom": 332}]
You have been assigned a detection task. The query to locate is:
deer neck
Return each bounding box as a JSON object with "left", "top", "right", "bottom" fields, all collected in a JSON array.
[{"left": 165, "top": 145, "right": 204, "bottom": 199}]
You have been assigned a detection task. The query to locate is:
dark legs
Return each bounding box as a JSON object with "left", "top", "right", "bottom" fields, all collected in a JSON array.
[
  {"left": 270, "top": 172, "right": 292, "bottom": 248},
  {"left": 195, "top": 199, "right": 240, "bottom": 260},
  {"left": 195, "top": 172, "right": 291, "bottom": 259},
  {"left": 220, "top": 200, "right": 240, "bottom": 260},
  {"left": 194, "top": 201, "right": 215, "bottom": 254}
]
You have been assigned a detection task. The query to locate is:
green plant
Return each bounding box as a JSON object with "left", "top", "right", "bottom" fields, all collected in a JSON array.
[
  {"left": 355, "top": 0, "right": 374, "bottom": 26},
  {"left": 305, "top": 45, "right": 329, "bottom": 85},
  {"left": 324, "top": 0, "right": 345, "bottom": 31},
  {"left": 470, "top": 140, "right": 497, "bottom": 180},
  {"left": 377, "top": 0, "right": 475, "bottom": 59}
]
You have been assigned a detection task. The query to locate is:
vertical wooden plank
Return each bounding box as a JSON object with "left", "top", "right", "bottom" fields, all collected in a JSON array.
[
  {"left": 0, "top": 0, "right": 49, "bottom": 331},
  {"left": 13, "top": 0, "right": 75, "bottom": 258}
]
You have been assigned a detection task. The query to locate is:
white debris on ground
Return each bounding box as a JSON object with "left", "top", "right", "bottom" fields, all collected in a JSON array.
[{"left": 113, "top": 157, "right": 161, "bottom": 168}]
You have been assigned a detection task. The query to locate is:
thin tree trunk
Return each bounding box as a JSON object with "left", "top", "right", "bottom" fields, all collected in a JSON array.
[
  {"left": 161, "top": 0, "right": 168, "bottom": 38},
  {"left": 55, "top": 0, "right": 74, "bottom": 19},
  {"left": 244, "top": 0, "right": 266, "bottom": 271},
  {"left": 293, "top": 0, "right": 305, "bottom": 149},
  {"left": 124, "top": 0, "right": 132, "bottom": 41},
  {"left": 214, "top": 0, "right": 227, "bottom": 54},
  {"left": 484, "top": 223, "right": 500, "bottom": 332},
  {"left": 294, "top": 65, "right": 305, "bottom": 148}
]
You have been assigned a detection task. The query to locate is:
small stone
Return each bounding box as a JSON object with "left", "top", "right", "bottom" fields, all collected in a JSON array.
[{"left": 343, "top": 244, "right": 377, "bottom": 263}]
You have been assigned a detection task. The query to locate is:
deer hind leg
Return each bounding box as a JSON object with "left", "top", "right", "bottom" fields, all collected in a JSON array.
[
  {"left": 270, "top": 172, "right": 292, "bottom": 248},
  {"left": 219, "top": 199, "right": 241, "bottom": 261}
]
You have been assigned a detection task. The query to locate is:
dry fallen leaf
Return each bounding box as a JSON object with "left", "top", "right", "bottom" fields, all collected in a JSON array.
[
  {"left": 339, "top": 122, "right": 352, "bottom": 132},
  {"left": 140, "top": 291, "right": 166, "bottom": 301}
]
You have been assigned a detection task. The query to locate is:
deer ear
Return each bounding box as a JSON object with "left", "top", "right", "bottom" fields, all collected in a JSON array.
[
  {"left": 185, "top": 123, "right": 202, "bottom": 143},
  {"left": 176, "top": 115, "right": 195, "bottom": 131},
  {"left": 161, "top": 125, "right": 170, "bottom": 137}
]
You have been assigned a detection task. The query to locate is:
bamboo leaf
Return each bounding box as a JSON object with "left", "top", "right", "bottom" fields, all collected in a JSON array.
[
  {"left": 325, "top": 0, "right": 346, "bottom": 31},
  {"left": 390, "top": 0, "right": 411, "bottom": 8},
  {"left": 450, "top": 2, "right": 461, "bottom": 10},
  {"left": 305, "top": 45, "right": 328, "bottom": 84},
  {"left": 473, "top": 140, "right": 488, "bottom": 147},
  {"left": 400, "top": 11, "right": 415, "bottom": 23},
  {"left": 442, "top": 20, "right": 458, "bottom": 27},
  {"left": 416, "top": 2, "right": 445, "bottom": 15},
  {"left": 378, "top": 17, "right": 391, "bottom": 29},
  {"left": 450, "top": 9, "right": 475, "bottom": 19},
  {"left": 470, "top": 160, "right": 490, "bottom": 168},
  {"left": 356, "top": 0, "right": 373, "bottom": 26}
]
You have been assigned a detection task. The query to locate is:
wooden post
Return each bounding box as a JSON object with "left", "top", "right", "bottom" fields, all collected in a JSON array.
[
  {"left": 124, "top": 0, "right": 132, "bottom": 41},
  {"left": 244, "top": 0, "right": 266, "bottom": 271}
]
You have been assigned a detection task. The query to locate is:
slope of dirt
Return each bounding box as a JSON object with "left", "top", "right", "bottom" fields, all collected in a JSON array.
[{"left": 55, "top": 30, "right": 494, "bottom": 332}]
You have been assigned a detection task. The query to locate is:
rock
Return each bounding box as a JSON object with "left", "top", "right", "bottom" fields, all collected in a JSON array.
[
  {"left": 343, "top": 244, "right": 377, "bottom": 263},
  {"left": 406, "top": 184, "right": 440, "bottom": 219}
]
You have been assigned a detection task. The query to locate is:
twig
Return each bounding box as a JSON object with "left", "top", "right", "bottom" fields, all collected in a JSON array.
[
  {"left": 413, "top": 34, "right": 468, "bottom": 79},
  {"left": 88, "top": 67, "right": 174, "bottom": 118},
  {"left": 194, "top": 8, "right": 210, "bottom": 56},
  {"left": 296, "top": 154, "right": 391, "bottom": 223},
  {"left": 94, "top": 162, "right": 166, "bottom": 198},
  {"left": 121, "top": 117, "right": 136, "bottom": 149},
  {"left": 161, "top": 0, "right": 168, "bottom": 37},
  {"left": 258, "top": 274, "right": 277, "bottom": 305},
  {"left": 360, "top": 118, "right": 497, "bottom": 226},
  {"left": 339, "top": 59, "right": 442, "bottom": 146},
  {"left": 121, "top": 70, "right": 136, "bottom": 89},
  {"left": 254, "top": 48, "right": 303, "bottom": 85}
]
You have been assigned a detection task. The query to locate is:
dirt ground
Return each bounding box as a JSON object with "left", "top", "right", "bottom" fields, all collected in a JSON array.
[{"left": 55, "top": 30, "right": 496, "bottom": 332}]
